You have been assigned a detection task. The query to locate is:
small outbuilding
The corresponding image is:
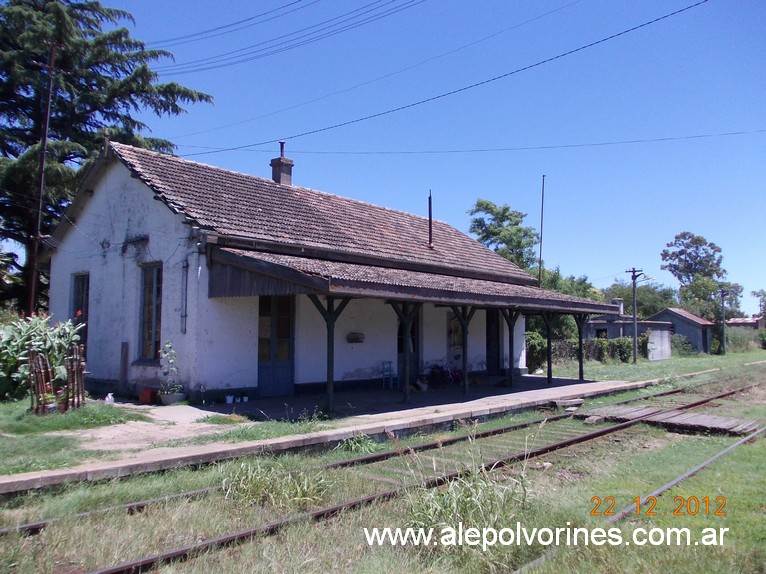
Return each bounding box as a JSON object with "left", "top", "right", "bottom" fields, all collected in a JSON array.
[
  {"left": 645, "top": 308, "right": 714, "bottom": 354},
  {"left": 725, "top": 316, "right": 765, "bottom": 330},
  {"left": 585, "top": 298, "right": 672, "bottom": 361}
]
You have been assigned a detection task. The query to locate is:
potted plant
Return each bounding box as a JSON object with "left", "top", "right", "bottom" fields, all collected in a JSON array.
[
  {"left": 158, "top": 340, "right": 186, "bottom": 405},
  {"left": 55, "top": 383, "right": 69, "bottom": 412}
]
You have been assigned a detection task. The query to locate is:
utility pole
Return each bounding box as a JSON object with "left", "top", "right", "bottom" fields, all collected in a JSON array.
[
  {"left": 27, "top": 44, "right": 57, "bottom": 315},
  {"left": 719, "top": 288, "right": 727, "bottom": 355},
  {"left": 537, "top": 175, "right": 545, "bottom": 286},
  {"left": 626, "top": 267, "right": 644, "bottom": 363}
]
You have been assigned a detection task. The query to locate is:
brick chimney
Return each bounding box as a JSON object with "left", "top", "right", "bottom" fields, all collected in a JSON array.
[
  {"left": 611, "top": 298, "right": 624, "bottom": 316},
  {"left": 270, "top": 141, "right": 294, "bottom": 185}
]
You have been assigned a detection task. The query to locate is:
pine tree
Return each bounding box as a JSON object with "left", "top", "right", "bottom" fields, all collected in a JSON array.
[{"left": 0, "top": 0, "right": 212, "bottom": 309}]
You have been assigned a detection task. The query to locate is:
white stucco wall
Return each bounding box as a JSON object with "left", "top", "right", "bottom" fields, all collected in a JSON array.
[
  {"left": 295, "top": 296, "right": 398, "bottom": 384},
  {"left": 421, "top": 305, "right": 449, "bottom": 368},
  {"left": 49, "top": 161, "right": 529, "bottom": 396},
  {"left": 194, "top": 293, "right": 259, "bottom": 389},
  {"left": 49, "top": 161, "right": 198, "bottom": 389}
]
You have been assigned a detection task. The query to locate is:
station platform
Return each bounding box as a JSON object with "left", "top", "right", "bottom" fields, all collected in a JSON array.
[{"left": 0, "top": 375, "right": 671, "bottom": 495}]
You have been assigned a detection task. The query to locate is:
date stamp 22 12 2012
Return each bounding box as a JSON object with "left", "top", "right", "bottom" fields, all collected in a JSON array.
[{"left": 590, "top": 495, "right": 727, "bottom": 518}]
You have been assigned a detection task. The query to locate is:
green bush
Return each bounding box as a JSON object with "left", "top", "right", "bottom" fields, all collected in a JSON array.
[
  {"left": 0, "top": 314, "right": 83, "bottom": 401},
  {"left": 671, "top": 334, "right": 694, "bottom": 357},
  {"left": 407, "top": 468, "right": 533, "bottom": 570},
  {"left": 221, "top": 461, "right": 334, "bottom": 511},
  {"left": 551, "top": 339, "right": 577, "bottom": 363},
  {"left": 525, "top": 331, "right": 547, "bottom": 372},
  {"left": 726, "top": 327, "right": 759, "bottom": 352},
  {"left": 726, "top": 327, "right": 758, "bottom": 352},
  {"left": 610, "top": 337, "right": 633, "bottom": 363},
  {"left": 758, "top": 329, "right": 766, "bottom": 350},
  {"left": 582, "top": 337, "right": 635, "bottom": 363},
  {"left": 638, "top": 331, "right": 650, "bottom": 359}
]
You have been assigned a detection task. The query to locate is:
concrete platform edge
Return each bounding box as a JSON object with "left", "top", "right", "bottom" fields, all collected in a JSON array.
[{"left": 0, "top": 377, "right": 677, "bottom": 495}]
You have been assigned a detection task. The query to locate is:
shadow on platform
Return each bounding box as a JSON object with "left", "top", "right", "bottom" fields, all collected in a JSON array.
[{"left": 200, "top": 375, "right": 593, "bottom": 422}]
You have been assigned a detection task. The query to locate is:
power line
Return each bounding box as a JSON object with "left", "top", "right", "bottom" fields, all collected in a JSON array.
[
  {"left": 147, "top": 0, "right": 315, "bottom": 48},
  {"left": 155, "top": 0, "right": 425, "bottom": 75},
  {"left": 177, "top": 128, "right": 766, "bottom": 156},
  {"left": 182, "top": 0, "right": 711, "bottom": 158},
  {"left": 170, "top": 0, "right": 583, "bottom": 139}
]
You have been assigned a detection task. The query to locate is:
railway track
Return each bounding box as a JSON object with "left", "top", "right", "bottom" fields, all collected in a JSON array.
[{"left": 2, "top": 380, "right": 761, "bottom": 573}]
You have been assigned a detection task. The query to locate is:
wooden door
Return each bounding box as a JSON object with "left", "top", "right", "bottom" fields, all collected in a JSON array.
[{"left": 257, "top": 296, "right": 294, "bottom": 397}]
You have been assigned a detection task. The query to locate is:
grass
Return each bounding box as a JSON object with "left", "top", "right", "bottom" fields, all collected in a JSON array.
[
  {"left": 197, "top": 413, "right": 249, "bottom": 425},
  {"left": 528, "top": 430, "right": 766, "bottom": 573},
  {"left": 154, "top": 415, "right": 331, "bottom": 449},
  {"left": 0, "top": 401, "right": 149, "bottom": 435},
  {"left": 0, "top": 402, "right": 151, "bottom": 475},
  {"left": 555, "top": 348, "right": 766, "bottom": 382},
  {"left": 1, "top": 375, "right": 764, "bottom": 572},
  {"left": 0, "top": 434, "right": 107, "bottom": 476},
  {"left": 1, "top": 357, "right": 764, "bottom": 571}
]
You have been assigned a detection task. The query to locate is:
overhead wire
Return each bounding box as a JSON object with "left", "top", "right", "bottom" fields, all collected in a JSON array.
[
  {"left": 170, "top": 0, "right": 583, "bottom": 139},
  {"left": 175, "top": 128, "right": 766, "bottom": 156},
  {"left": 146, "top": 0, "right": 316, "bottom": 48},
  {"left": 181, "top": 0, "right": 712, "bottom": 157},
  {"left": 155, "top": 0, "right": 425, "bottom": 75}
]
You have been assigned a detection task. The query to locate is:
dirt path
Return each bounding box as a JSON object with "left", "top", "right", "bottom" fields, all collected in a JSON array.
[{"left": 49, "top": 404, "right": 245, "bottom": 452}]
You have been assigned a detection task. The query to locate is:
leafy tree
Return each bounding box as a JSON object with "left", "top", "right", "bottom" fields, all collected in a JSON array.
[
  {"left": 527, "top": 267, "right": 602, "bottom": 340},
  {"left": 540, "top": 266, "right": 601, "bottom": 301},
  {"left": 0, "top": 0, "right": 212, "bottom": 309},
  {"left": 680, "top": 276, "right": 743, "bottom": 322},
  {"left": 468, "top": 199, "right": 538, "bottom": 269},
  {"left": 602, "top": 280, "right": 677, "bottom": 319},
  {"left": 0, "top": 250, "right": 21, "bottom": 305},
  {"left": 660, "top": 231, "right": 725, "bottom": 286},
  {"left": 751, "top": 289, "right": 766, "bottom": 317}
]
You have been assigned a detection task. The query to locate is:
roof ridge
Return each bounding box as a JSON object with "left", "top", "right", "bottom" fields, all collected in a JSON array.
[
  {"left": 109, "top": 142, "right": 453, "bottom": 227},
  {"left": 107, "top": 142, "right": 536, "bottom": 286}
]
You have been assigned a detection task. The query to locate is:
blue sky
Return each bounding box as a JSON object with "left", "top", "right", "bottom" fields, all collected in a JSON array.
[{"left": 104, "top": 0, "right": 764, "bottom": 314}]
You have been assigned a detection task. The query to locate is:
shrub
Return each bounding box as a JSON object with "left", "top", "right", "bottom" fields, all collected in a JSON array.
[
  {"left": 638, "top": 331, "right": 650, "bottom": 359},
  {"left": 0, "top": 314, "right": 83, "bottom": 401},
  {"left": 610, "top": 337, "right": 633, "bottom": 363},
  {"left": 758, "top": 329, "right": 766, "bottom": 350},
  {"left": 334, "top": 433, "right": 381, "bottom": 455},
  {"left": 221, "top": 461, "right": 334, "bottom": 511},
  {"left": 551, "top": 339, "right": 578, "bottom": 363},
  {"left": 525, "top": 331, "right": 546, "bottom": 372},
  {"left": 407, "top": 468, "right": 532, "bottom": 570},
  {"left": 671, "top": 334, "right": 694, "bottom": 357},
  {"left": 726, "top": 327, "right": 759, "bottom": 352},
  {"left": 582, "top": 337, "right": 635, "bottom": 363}
]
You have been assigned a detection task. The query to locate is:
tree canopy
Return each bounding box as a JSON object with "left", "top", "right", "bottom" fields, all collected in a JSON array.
[
  {"left": 679, "top": 277, "right": 743, "bottom": 322},
  {"left": 660, "top": 231, "right": 725, "bottom": 286},
  {"left": 659, "top": 231, "right": 743, "bottom": 323},
  {"left": 468, "top": 199, "right": 538, "bottom": 270},
  {"left": 752, "top": 289, "right": 766, "bottom": 317},
  {"left": 602, "top": 280, "right": 678, "bottom": 319},
  {"left": 0, "top": 0, "right": 212, "bottom": 309}
]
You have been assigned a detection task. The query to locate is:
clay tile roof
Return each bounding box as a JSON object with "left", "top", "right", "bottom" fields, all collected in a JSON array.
[
  {"left": 650, "top": 307, "right": 715, "bottom": 326},
  {"left": 222, "top": 249, "right": 618, "bottom": 314},
  {"left": 108, "top": 142, "right": 535, "bottom": 286}
]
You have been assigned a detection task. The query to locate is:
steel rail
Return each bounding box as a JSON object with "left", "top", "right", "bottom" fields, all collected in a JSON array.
[
  {"left": 516, "top": 423, "right": 766, "bottom": 574},
  {"left": 0, "top": 487, "right": 216, "bottom": 538},
  {"left": 86, "top": 385, "right": 758, "bottom": 574},
  {"left": 609, "top": 423, "right": 766, "bottom": 523},
  {"left": 0, "top": 414, "right": 572, "bottom": 538},
  {"left": 1, "top": 380, "right": 750, "bottom": 540}
]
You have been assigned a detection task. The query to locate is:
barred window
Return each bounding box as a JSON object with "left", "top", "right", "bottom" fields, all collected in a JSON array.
[{"left": 140, "top": 264, "right": 162, "bottom": 360}]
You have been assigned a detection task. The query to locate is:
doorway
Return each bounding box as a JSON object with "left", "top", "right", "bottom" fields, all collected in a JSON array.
[
  {"left": 485, "top": 309, "right": 501, "bottom": 375},
  {"left": 257, "top": 296, "right": 295, "bottom": 397}
]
